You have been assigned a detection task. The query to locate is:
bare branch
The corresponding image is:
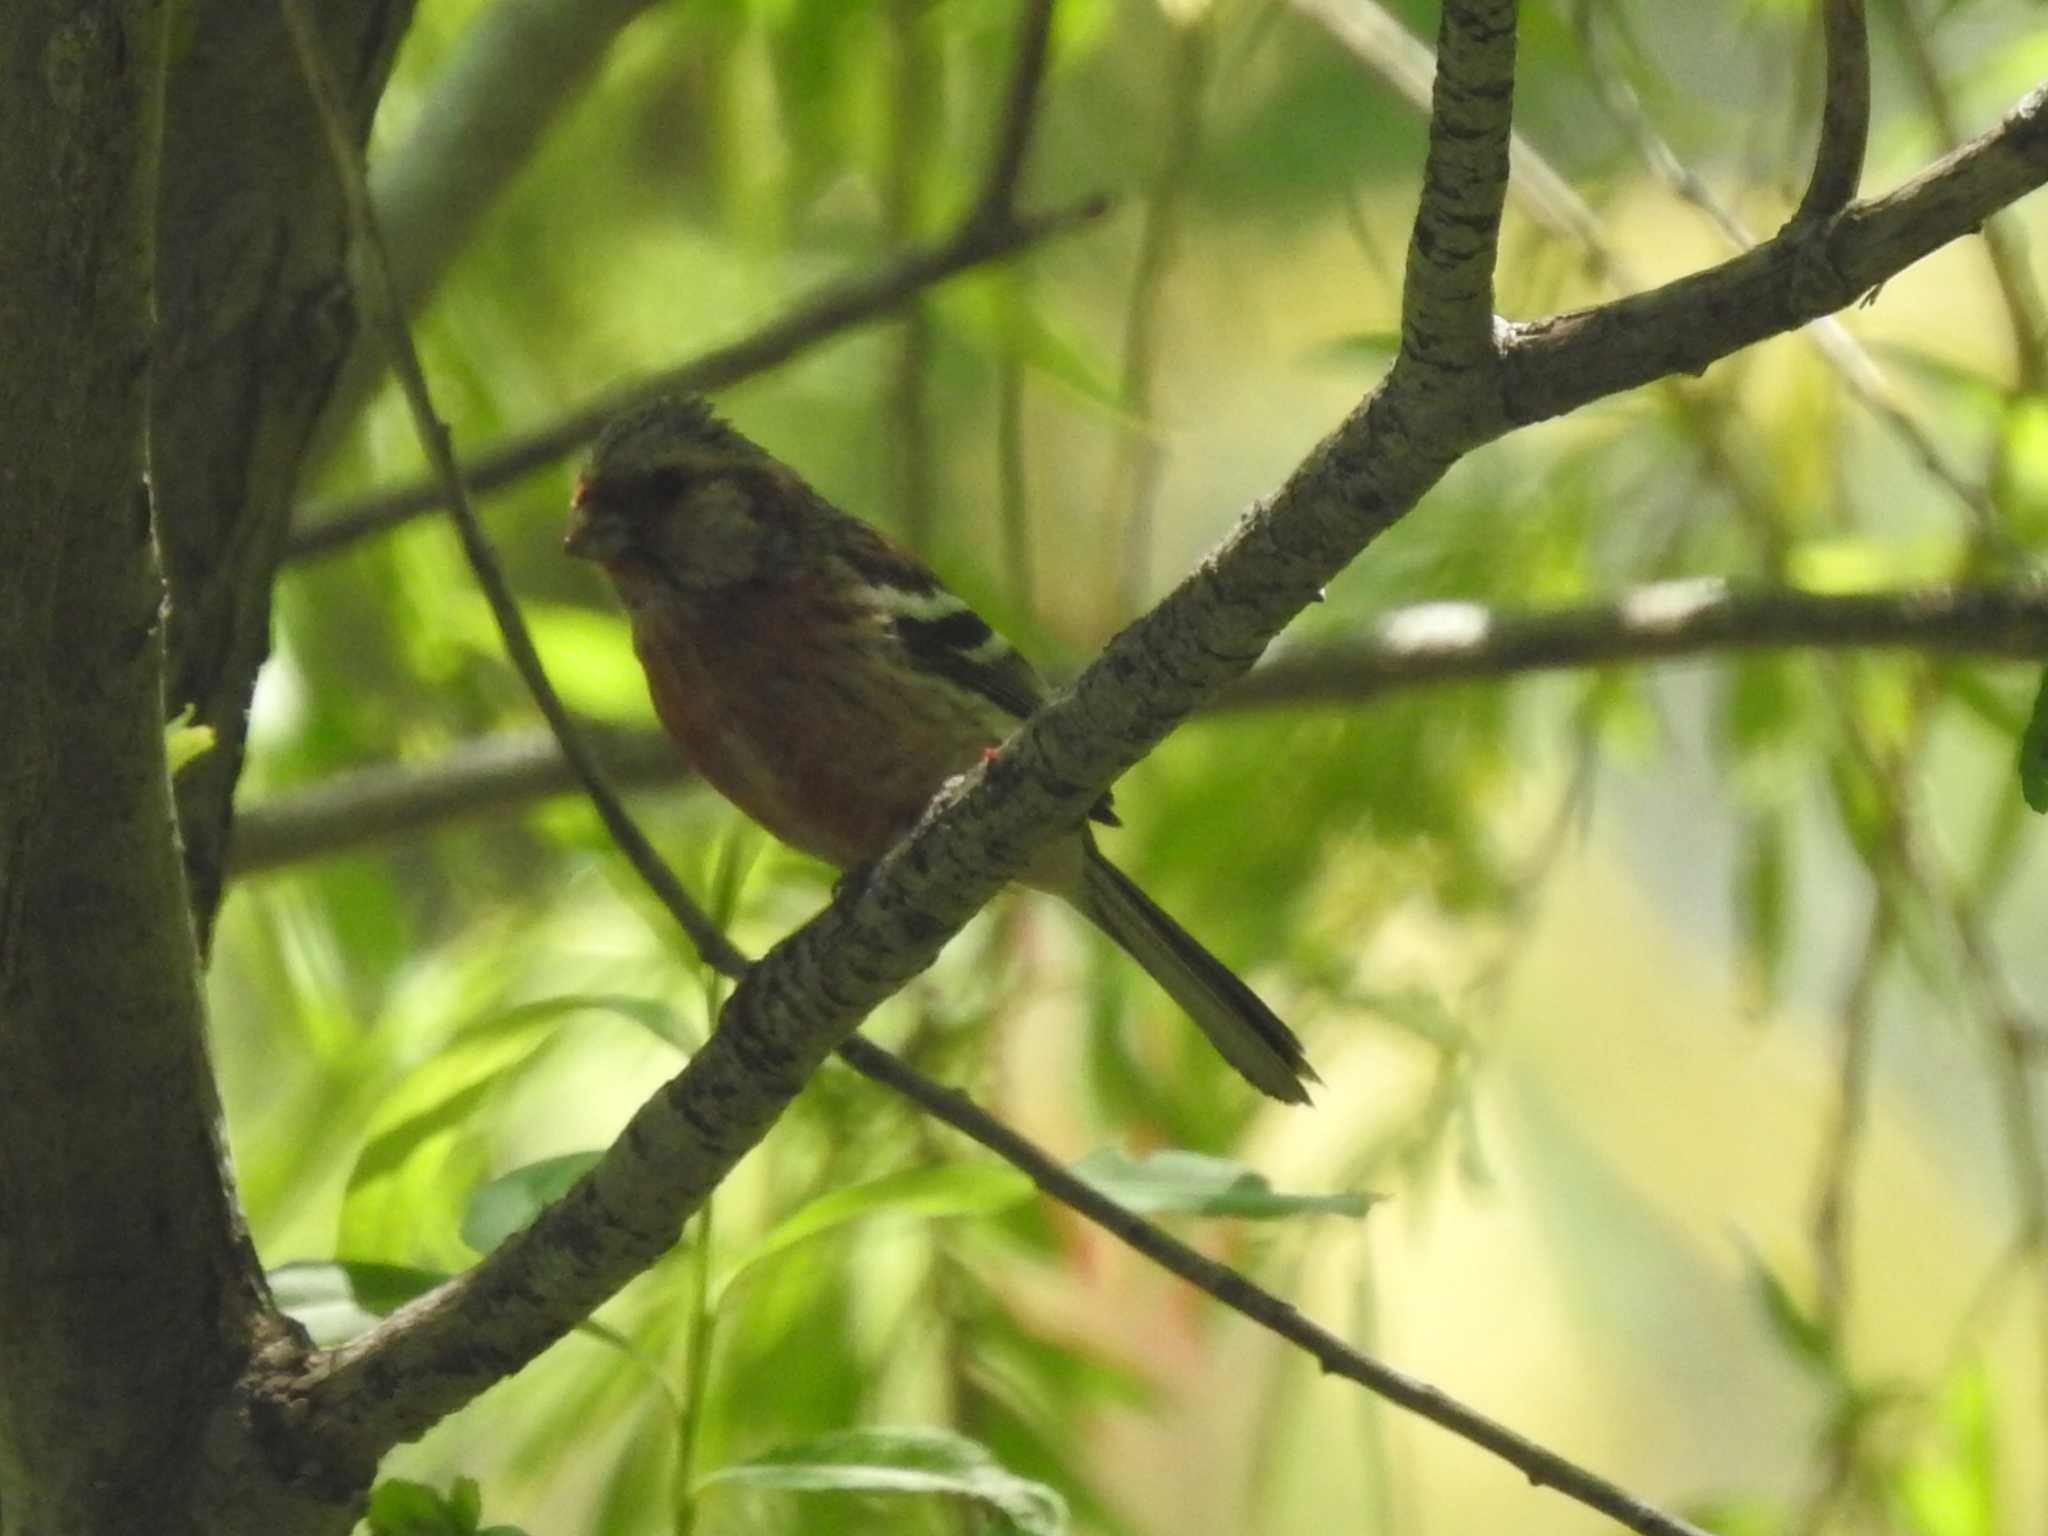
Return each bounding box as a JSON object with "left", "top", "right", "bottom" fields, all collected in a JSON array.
[
  {"left": 1504, "top": 82, "right": 2048, "bottom": 424},
  {"left": 285, "top": 195, "right": 1109, "bottom": 562},
  {"left": 968, "top": 0, "right": 1060, "bottom": 230},
  {"left": 1794, "top": 0, "right": 1870, "bottom": 224},
  {"left": 229, "top": 725, "right": 685, "bottom": 876},
  {"left": 227, "top": 581, "right": 2048, "bottom": 877},
  {"left": 1400, "top": 0, "right": 1518, "bottom": 371}
]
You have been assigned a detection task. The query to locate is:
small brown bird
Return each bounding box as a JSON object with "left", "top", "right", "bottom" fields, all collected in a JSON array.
[{"left": 565, "top": 395, "right": 1315, "bottom": 1103}]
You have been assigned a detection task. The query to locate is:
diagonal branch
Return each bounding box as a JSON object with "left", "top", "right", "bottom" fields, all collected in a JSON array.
[
  {"left": 1400, "top": 0, "right": 1518, "bottom": 372},
  {"left": 1794, "top": 0, "right": 1870, "bottom": 224},
  {"left": 225, "top": 581, "right": 2048, "bottom": 877}
]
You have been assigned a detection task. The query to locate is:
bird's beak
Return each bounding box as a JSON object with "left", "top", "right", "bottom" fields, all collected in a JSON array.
[{"left": 564, "top": 481, "right": 632, "bottom": 562}]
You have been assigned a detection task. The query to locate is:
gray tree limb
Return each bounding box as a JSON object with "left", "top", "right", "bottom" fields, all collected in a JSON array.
[{"left": 153, "top": 0, "right": 414, "bottom": 947}]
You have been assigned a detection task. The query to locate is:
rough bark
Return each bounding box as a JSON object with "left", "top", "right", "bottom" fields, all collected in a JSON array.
[
  {"left": 153, "top": 0, "right": 413, "bottom": 947},
  {"left": 0, "top": 5, "right": 293, "bottom": 1532}
]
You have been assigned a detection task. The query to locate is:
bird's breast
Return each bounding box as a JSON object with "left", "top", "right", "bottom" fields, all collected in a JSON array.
[{"left": 629, "top": 585, "right": 997, "bottom": 871}]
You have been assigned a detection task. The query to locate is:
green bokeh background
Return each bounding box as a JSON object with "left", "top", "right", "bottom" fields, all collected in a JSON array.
[{"left": 213, "top": 1, "right": 2048, "bottom": 1531}]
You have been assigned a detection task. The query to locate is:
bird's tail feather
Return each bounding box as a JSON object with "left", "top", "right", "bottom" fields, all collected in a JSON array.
[{"left": 1074, "top": 844, "right": 1316, "bottom": 1105}]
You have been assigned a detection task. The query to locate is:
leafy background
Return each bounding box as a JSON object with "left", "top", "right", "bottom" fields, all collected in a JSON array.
[{"left": 209, "top": 0, "right": 2048, "bottom": 1530}]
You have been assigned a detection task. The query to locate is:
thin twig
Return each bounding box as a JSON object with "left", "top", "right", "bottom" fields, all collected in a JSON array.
[
  {"left": 1810, "top": 851, "right": 1893, "bottom": 1343},
  {"left": 284, "top": 195, "right": 1109, "bottom": 563},
  {"left": 835, "top": 1037, "right": 1710, "bottom": 1536},
  {"left": 309, "top": 0, "right": 665, "bottom": 460},
  {"left": 968, "top": 0, "right": 1061, "bottom": 230},
  {"left": 1794, "top": 0, "right": 1870, "bottom": 224}
]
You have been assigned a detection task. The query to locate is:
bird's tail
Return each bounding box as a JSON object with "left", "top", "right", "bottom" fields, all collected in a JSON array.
[{"left": 1072, "top": 842, "right": 1317, "bottom": 1105}]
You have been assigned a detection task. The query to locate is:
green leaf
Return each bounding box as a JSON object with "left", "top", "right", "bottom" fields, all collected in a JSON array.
[
  {"left": 164, "top": 705, "right": 217, "bottom": 776},
  {"left": 1735, "top": 811, "right": 1788, "bottom": 1014},
  {"left": 446, "top": 1476, "right": 482, "bottom": 1535},
  {"left": 1741, "top": 1247, "right": 1836, "bottom": 1375},
  {"left": 365, "top": 1479, "right": 459, "bottom": 1536},
  {"left": 363, "top": 1475, "right": 520, "bottom": 1536},
  {"left": 341, "top": 996, "right": 656, "bottom": 1259},
  {"left": 461, "top": 1151, "right": 603, "bottom": 1255},
  {"left": 2017, "top": 668, "right": 2048, "bottom": 812},
  {"left": 1894, "top": 1361, "right": 1996, "bottom": 1536},
  {"left": 463, "top": 599, "right": 650, "bottom": 723},
  {"left": 267, "top": 1259, "right": 448, "bottom": 1345},
  {"left": 698, "top": 1427, "right": 1069, "bottom": 1535},
  {"left": 1784, "top": 535, "right": 1960, "bottom": 592},
  {"left": 1070, "top": 1147, "right": 1375, "bottom": 1219},
  {"left": 713, "top": 1163, "right": 1034, "bottom": 1307}
]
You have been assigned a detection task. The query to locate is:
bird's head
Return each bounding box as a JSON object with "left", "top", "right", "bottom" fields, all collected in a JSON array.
[{"left": 566, "top": 395, "right": 793, "bottom": 594}]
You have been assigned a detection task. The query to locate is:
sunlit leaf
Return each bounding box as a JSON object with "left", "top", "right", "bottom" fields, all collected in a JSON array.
[
  {"left": 461, "top": 1151, "right": 603, "bottom": 1255},
  {"left": 1894, "top": 1361, "right": 1996, "bottom": 1536},
  {"left": 714, "top": 1162, "right": 1034, "bottom": 1307},
  {"left": 1740, "top": 1247, "right": 1835, "bottom": 1376},
  {"left": 269, "top": 1259, "right": 448, "bottom": 1346},
  {"left": 164, "top": 705, "right": 217, "bottom": 776},
  {"left": 1071, "top": 1147, "right": 1375, "bottom": 1219},
  {"left": 2018, "top": 669, "right": 2048, "bottom": 813},
  {"left": 339, "top": 996, "right": 665, "bottom": 1262},
  {"left": 365, "top": 1479, "right": 454, "bottom": 1536},
  {"left": 698, "top": 1427, "right": 1069, "bottom": 1535},
  {"left": 1734, "top": 811, "right": 1788, "bottom": 1014}
]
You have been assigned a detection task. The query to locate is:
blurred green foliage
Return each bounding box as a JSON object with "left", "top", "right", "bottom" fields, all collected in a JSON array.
[{"left": 213, "top": 0, "right": 2048, "bottom": 1530}]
